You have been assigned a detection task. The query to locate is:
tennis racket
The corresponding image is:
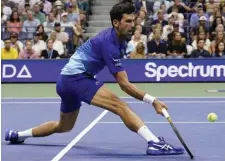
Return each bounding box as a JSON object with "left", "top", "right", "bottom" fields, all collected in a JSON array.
[{"left": 162, "top": 108, "right": 194, "bottom": 159}]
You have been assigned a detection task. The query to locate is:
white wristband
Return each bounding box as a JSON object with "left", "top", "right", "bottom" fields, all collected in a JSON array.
[{"left": 143, "top": 94, "right": 156, "bottom": 104}]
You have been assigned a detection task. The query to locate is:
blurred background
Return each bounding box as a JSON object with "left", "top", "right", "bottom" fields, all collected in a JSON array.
[{"left": 2, "top": 0, "right": 225, "bottom": 59}]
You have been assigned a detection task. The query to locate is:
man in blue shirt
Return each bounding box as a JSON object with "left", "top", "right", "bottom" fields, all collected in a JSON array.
[{"left": 5, "top": 1, "right": 184, "bottom": 156}]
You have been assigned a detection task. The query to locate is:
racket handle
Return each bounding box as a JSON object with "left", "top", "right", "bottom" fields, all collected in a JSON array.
[{"left": 162, "top": 108, "right": 170, "bottom": 119}]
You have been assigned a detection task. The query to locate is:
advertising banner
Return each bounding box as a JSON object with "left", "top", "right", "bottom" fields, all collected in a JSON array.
[{"left": 1, "top": 59, "right": 225, "bottom": 83}]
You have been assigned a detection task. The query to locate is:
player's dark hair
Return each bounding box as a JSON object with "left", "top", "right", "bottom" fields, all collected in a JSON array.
[{"left": 110, "top": 1, "right": 135, "bottom": 27}]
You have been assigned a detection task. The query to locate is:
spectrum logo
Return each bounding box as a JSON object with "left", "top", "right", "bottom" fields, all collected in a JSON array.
[{"left": 145, "top": 62, "right": 225, "bottom": 81}]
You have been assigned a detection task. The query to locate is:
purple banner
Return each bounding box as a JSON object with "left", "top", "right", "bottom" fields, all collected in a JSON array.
[{"left": 1, "top": 59, "right": 225, "bottom": 83}]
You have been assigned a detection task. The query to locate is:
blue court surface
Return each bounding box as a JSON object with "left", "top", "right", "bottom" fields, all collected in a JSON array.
[{"left": 2, "top": 97, "right": 225, "bottom": 161}]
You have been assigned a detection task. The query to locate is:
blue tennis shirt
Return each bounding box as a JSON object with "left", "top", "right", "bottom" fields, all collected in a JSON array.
[{"left": 61, "top": 27, "right": 127, "bottom": 76}]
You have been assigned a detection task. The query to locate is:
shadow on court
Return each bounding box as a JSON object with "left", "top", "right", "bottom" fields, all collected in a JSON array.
[{"left": 2, "top": 97, "right": 225, "bottom": 161}]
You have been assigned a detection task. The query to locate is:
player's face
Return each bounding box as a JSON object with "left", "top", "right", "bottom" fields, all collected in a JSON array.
[{"left": 118, "top": 14, "right": 135, "bottom": 37}]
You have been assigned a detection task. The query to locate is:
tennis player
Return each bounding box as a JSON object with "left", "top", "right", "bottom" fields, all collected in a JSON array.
[{"left": 5, "top": 1, "right": 184, "bottom": 155}]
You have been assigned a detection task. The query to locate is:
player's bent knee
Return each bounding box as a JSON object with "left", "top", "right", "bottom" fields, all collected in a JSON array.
[
  {"left": 113, "top": 101, "right": 129, "bottom": 116},
  {"left": 56, "top": 122, "right": 74, "bottom": 133}
]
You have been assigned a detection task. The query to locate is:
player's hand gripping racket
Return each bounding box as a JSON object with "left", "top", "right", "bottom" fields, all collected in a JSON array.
[{"left": 162, "top": 108, "right": 194, "bottom": 159}]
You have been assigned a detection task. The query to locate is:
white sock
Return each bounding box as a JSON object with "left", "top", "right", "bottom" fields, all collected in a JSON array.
[
  {"left": 18, "top": 129, "right": 33, "bottom": 141},
  {"left": 137, "top": 126, "right": 160, "bottom": 143}
]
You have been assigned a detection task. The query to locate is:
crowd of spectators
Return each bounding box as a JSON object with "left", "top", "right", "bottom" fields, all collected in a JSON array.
[
  {"left": 1, "top": 0, "right": 91, "bottom": 59},
  {"left": 126, "top": 0, "right": 225, "bottom": 59},
  {"left": 1, "top": 0, "right": 225, "bottom": 59}
]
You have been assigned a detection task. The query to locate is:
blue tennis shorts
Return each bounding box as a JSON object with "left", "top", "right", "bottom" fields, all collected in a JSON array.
[{"left": 56, "top": 73, "right": 104, "bottom": 113}]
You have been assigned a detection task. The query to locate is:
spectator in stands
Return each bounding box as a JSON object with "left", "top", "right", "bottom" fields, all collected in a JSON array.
[
  {"left": 135, "top": 0, "right": 153, "bottom": 15},
  {"left": 10, "top": 32, "right": 23, "bottom": 53},
  {"left": 36, "top": 24, "right": 48, "bottom": 41},
  {"left": 40, "top": 39, "right": 60, "bottom": 59},
  {"left": 190, "top": 39, "right": 211, "bottom": 58},
  {"left": 18, "top": 40, "right": 39, "bottom": 59},
  {"left": 167, "top": 31, "right": 187, "bottom": 58},
  {"left": 14, "top": 0, "right": 26, "bottom": 11},
  {"left": 1, "top": 38, "right": 18, "bottom": 59},
  {"left": 210, "top": 23, "right": 225, "bottom": 40},
  {"left": 43, "top": 12, "right": 56, "bottom": 32},
  {"left": 2, "top": 0, "right": 12, "bottom": 19},
  {"left": 21, "top": 3, "right": 31, "bottom": 22},
  {"left": 213, "top": 41, "right": 225, "bottom": 57},
  {"left": 22, "top": 10, "right": 40, "bottom": 32},
  {"left": 60, "top": 12, "right": 74, "bottom": 28},
  {"left": 162, "top": 14, "right": 175, "bottom": 41},
  {"left": 147, "top": 29, "right": 167, "bottom": 58},
  {"left": 38, "top": 1, "right": 46, "bottom": 15},
  {"left": 192, "top": 31, "right": 211, "bottom": 51},
  {"left": 209, "top": 4, "right": 224, "bottom": 25},
  {"left": 167, "top": 23, "right": 186, "bottom": 42},
  {"left": 7, "top": 11, "right": 22, "bottom": 34},
  {"left": 1, "top": 9, "right": 8, "bottom": 30},
  {"left": 134, "top": 24, "right": 147, "bottom": 43},
  {"left": 126, "top": 30, "right": 147, "bottom": 55},
  {"left": 69, "top": 2, "right": 85, "bottom": 33},
  {"left": 138, "top": 10, "right": 151, "bottom": 34},
  {"left": 190, "top": 0, "right": 206, "bottom": 12},
  {"left": 68, "top": 0, "right": 80, "bottom": 15},
  {"left": 3, "top": 0, "right": 17, "bottom": 10},
  {"left": 210, "top": 16, "right": 223, "bottom": 33},
  {"left": 60, "top": 12, "right": 83, "bottom": 47},
  {"left": 153, "top": 0, "right": 171, "bottom": 14},
  {"left": 135, "top": 16, "right": 147, "bottom": 35},
  {"left": 32, "top": 31, "right": 47, "bottom": 56},
  {"left": 167, "top": 0, "right": 191, "bottom": 14},
  {"left": 152, "top": 9, "right": 168, "bottom": 27},
  {"left": 41, "top": 0, "right": 52, "bottom": 15},
  {"left": 78, "top": 0, "right": 89, "bottom": 29},
  {"left": 30, "top": 0, "right": 42, "bottom": 8},
  {"left": 129, "top": 41, "right": 146, "bottom": 59},
  {"left": 169, "top": 9, "right": 185, "bottom": 32},
  {"left": 50, "top": 31, "right": 64, "bottom": 56},
  {"left": 148, "top": 23, "right": 163, "bottom": 41},
  {"left": 51, "top": 0, "right": 64, "bottom": 21},
  {"left": 153, "top": 2, "right": 169, "bottom": 21},
  {"left": 54, "top": 22, "right": 69, "bottom": 43},
  {"left": 67, "top": 3, "right": 80, "bottom": 25},
  {"left": 33, "top": 3, "right": 46, "bottom": 24},
  {"left": 205, "top": 2, "right": 213, "bottom": 16},
  {"left": 209, "top": 31, "right": 225, "bottom": 53},
  {"left": 78, "top": 0, "right": 89, "bottom": 14},
  {"left": 190, "top": 5, "right": 208, "bottom": 29},
  {"left": 191, "top": 16, "right": 210, "bottom": 39},
  {"left": 198, "top": 16, "right": 210, "bottom": 31}
]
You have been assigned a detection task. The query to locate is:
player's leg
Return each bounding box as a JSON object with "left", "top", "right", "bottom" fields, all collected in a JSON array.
[
  {"left": 31, "top": 109, "right": 80, "bottom": 136},
  {"left": 5, "top": 108, "right": 80, "bottom": 144},
  {"left": 90, "top": 85, "right": 184, "bottom": 155},
  {"left": 91, "top": 85, "right": 159, "bottom": 140},
  {"left": 5, "top": 75, "right": 82, "bottom": 144}
]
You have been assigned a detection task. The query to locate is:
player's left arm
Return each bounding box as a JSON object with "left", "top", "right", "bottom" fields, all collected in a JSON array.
[
  {"left": 102, "top": 43, "right": 167, "bottom": 112},
  {"left": 114, "top": 71, "right": 168, "bottom": 113},
  {"left": 114, "top": 70, "right": 145, "bottom": 101}
]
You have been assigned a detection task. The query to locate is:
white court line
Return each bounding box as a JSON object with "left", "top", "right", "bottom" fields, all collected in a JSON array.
[
  {"left": 98, "top": 121, "right": 225, "bottom": 124},
  {"left": 51, "top": 110, "right": 108, "bottom": 161},
  {"left": 2, "top": 102, "right": 61, "bottom": 104},
  {"left": 1, "top": 96, "right": 225, "bottom": 99},
  {"left": 2, "top": 101, "right": 225, "bottom": 104}
]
